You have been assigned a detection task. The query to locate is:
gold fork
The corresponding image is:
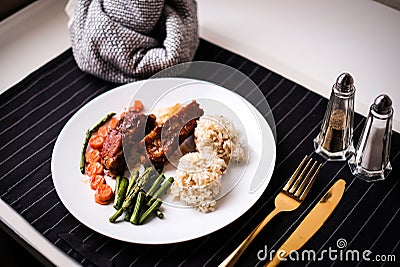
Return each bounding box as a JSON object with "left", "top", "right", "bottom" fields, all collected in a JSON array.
[{"left": 219, "top": 156, "right": 322, "bottom": 267}]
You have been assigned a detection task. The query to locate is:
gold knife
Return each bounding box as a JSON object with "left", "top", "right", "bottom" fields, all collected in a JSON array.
[{"left": 265, "top": 179, "right": 346, "bottom": 267}]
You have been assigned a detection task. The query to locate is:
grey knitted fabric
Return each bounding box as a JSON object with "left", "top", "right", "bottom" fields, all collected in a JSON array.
[{"left": 70, "top": 0, "right": 199, "bottom": 83}]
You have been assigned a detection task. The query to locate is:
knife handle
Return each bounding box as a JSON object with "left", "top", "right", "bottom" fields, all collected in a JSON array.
[{"left": 219, "top": 208, "right": 280, "bottom": 267}]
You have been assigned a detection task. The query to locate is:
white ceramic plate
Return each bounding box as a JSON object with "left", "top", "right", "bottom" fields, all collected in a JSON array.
[{"left": 51, "top": 78, "right": 276, "bottom": 244}]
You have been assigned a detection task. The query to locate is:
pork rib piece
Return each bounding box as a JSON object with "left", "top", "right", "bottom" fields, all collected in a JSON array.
[
  {"left": 101, "top": 111, "right": 157, "bottom": 176},
  {"left": 140, "top": 100, "right": 204, "bottom": 169},
  {"left": 101, "top": 128, "right": 125, "bottom": 176}
]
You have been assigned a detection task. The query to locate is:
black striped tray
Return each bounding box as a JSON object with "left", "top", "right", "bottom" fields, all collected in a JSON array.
[{"left": 0, "top": 39, "right": 399, "bottom": 266}]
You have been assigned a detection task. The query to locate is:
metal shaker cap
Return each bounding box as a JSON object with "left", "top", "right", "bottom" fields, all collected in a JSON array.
[
  {"left": 335, "top": 73, "right": 355, "bottom": 93},
  {"left": 373, "top": 94, "right": 392, "bottom": 114}
]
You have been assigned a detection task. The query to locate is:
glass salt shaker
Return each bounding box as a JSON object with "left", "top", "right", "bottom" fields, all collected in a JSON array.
[
  {"left": 348, "top": 94, "right": 393, "bottom": 181},
  {"left": 314, "top": 73, "right": 355, "bottom": 161}
]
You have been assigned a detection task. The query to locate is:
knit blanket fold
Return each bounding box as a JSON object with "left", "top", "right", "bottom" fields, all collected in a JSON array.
[{"left": 69, "top": 0, "right": 199, "bottom": 83}]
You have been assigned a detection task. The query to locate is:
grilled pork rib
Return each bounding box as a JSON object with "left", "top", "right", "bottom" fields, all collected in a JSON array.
[
  {"left": 139, "top": 101, "right": 204, "bottom": 169},
  {"left": 101, "top": 101, "right": 203, "bottom": 174},
  {"left": 101, "top": 111, "right": 156, "bottom": 176}
]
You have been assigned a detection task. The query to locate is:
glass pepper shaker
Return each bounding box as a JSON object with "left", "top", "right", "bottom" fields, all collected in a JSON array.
[
  {"left": 314, "top": 73, "right": 356, "bottom": 161},
  {"left": 348, "top": 94, "right": 393, "bottom": 181}
]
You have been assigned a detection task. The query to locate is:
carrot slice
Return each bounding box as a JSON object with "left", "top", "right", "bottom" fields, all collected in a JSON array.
[
  {"left": 97, "top": 125, "right": 110, "bottom": 138},
  {"left": 90, "top": 175, "right": 106, "bottom": 190},
  {"left": 86, "top": 162, "right": 104, "bottom": 176},
  {"left": 94, "top": 197, "right": 111, "bottom": 205},
  {"left": 89, "top": 135, "right": 104, "bottom": 149},
  {"left": 109, "top": 117, "right": 119, "bottom": 130},
  {"left": 85, "top": 149, "right": 101, "bottom": 163},
  {"left": 94, "top": 184, "right": 114, "bottom": 204}
]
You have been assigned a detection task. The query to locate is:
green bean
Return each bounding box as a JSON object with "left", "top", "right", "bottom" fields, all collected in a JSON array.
[
  {"left": 113, "top": 176, "right": 128, "bottom": 210},
  {"left": 130, "top": 192, "right": 146, "bottom": 225},
  {"left": 109, "top": 208, "right": 124, "bottom": 223},
  {"left": 146, "top": 177, "right": 174, "bottom": 207},
  {"left": 126, "top": 170, "right": 139, "bottom": 195},
  {"left": 146, "top": 174, "right": 165, "bottom": 198},
  {"left": 140, "top": 199, "right": 162, "bottom": 224}
]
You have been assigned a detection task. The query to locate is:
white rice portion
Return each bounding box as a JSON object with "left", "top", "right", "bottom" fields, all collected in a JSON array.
[
  {"left": 171, "top": 115, "right": 244, "bottom": 213},
  {"left": 195, "top": 115, "right": 244, "bottom": 164},
  {"left": 171, "top": 151, "right": 227, "bottom": 212}
]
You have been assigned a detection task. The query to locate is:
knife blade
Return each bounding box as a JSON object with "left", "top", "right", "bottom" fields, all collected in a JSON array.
[{"left": 265, "top": 179, "right": 346, "bottom": 267}]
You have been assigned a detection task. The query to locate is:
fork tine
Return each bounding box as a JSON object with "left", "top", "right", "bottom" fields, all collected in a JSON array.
[
  {"left": 297, "top": 162, "right": 322, "bottom": 200},
  {"left": 293, "top": 161, "right": 317, "bottom": 197},
  {"left": 288, "top": 158, "right": 313, "bottom": 194},
  {"left": 282, "top": 155, "right": 308, "bottom": 191}
]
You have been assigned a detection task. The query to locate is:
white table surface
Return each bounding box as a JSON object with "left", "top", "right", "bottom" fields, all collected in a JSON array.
[{"left": 0, "top": 0, "right": 399, "bottom": 266}]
